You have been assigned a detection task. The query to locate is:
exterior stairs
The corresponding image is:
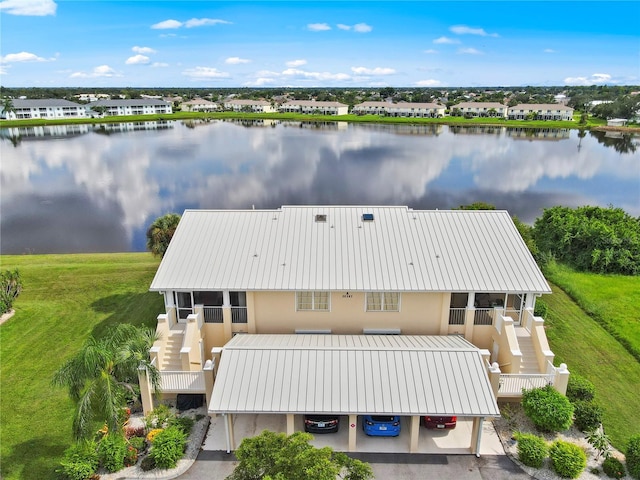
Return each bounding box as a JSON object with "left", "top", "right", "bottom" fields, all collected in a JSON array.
[
  {"left": 160, "top": 327, "right": 184, "bottom": 371},
  {"left": 516, "top": 327, "right": 540, "bottom": 374}
]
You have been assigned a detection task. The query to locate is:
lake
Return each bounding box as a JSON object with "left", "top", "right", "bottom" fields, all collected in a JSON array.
[{"left": 1, "top": 119, "right": 638, "bottom": 254}]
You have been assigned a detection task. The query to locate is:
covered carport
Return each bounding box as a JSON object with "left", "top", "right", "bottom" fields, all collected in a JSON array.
[{"left": 208, "top": 334, "right": 500, "bottom": 456}]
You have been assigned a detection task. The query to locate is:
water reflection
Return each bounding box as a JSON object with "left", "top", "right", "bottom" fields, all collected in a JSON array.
[{"left": 1, "top": 121, "right": 638, "bottom": 254}]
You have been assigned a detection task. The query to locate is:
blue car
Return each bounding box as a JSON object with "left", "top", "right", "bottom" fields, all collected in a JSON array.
[{"left": 362, "top": 415, "right": 401, "bottom": 436}]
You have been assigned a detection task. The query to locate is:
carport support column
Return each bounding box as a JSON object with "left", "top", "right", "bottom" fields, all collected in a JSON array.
[
  {"left": 409, "top": 415, "right": 420, "bottom": 453},
  {"left": 470, "top": 417, "right": 484, "bottom": 457},
  {"left": 286, "top": 414, "right": 295, "bottom": 435},
  {"left": 348, "top": 414, "right": 357, "bottom": 452},
  {"left": 224, "top": 413, "right": 235, "bottom": 453}
]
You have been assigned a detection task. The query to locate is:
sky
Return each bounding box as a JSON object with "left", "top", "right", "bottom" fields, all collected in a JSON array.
[{"left": 0, "top": 0, "right": 638, "bottom": 88}]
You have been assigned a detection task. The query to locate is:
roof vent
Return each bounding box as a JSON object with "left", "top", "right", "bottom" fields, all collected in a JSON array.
[
  {"left": 362, "top": 213, "right": 374, "bottom": 222},
  {"left": 315, "top": 214, "right": 327, "bottom": 222}
]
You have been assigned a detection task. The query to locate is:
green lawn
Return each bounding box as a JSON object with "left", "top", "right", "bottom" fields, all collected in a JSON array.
[
  {"left": 543, "top": 280, "right": 640, "bottom": 449},
  {"left": 544, "top": 262, "right": 640, "bottom": 362},
  {"left": 0, "top": 253, "right": 162, "bottom": 480}
]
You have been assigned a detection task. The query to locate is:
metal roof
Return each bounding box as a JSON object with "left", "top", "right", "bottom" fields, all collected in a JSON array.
[
  {"left": 12, "top": 99, "right": 84, "bottom": 108},
  {"left": 89, "top": 99, "right": 170, "bottom": 107},
  {"left": 209, "top": 334, "right": 500, "bottom": 417},
  {"left": 150, "top": 206, "right": 550, "bottom": 293}
]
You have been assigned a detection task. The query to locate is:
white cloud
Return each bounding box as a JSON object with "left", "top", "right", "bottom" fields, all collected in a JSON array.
[
  {"left": 307, "top": 23, "right": 331, "bottom": 31},
  {"left": 286, "top": 59, "right": 307, "bottom": 67},
  {"left": 151, "top": 62, "right": 169, "bottom": 68},
  {"left": 564, "top": 73, "right": 614, "bottom": 86},
  {"left": 184, "top": 18, "right": 231, "bottom": 28},
  {"left": 70, "top": 65, "right": 120, "bottom": 78},
  {"left": 351, "top": 66, "right": 395, "bottom": 76},
  {"left": 151, "top": 19, "right": 182, "bottom": 29},
  {"left": 415, "top": 79, "right": 442, "bottom": 86},
  {"left": 450, "top": 25, "right": 498, "bottom": 37},
  {"left": 544, "top": 48, "right": 556, "bottom": 53},
  {"left": 132, "top": 46, "right": 156, "bottom": 54},
  {"left": 247, "top": 77, "right": 277, "bottom": 86},
  {"left": 433, "top": 36, "right": 459, "bottom": 44},
  {"left": 182, "top": 66, "right": 230, "bottom": 79},
  {"left": 423, "top": 49, "right": 438, "bottom": 54},
  {"left": 336, "top": 23, "right": 372, "bottom": 33},
  {"left": 458, "top": 48, "right": 483, "bottom": 55},
  {"left": 125, "top": 54, "right": 150, "bottom": 65},
  {"left": 353, "top": 23, "right": 372, "bottom": 33},
  {"left": 1, "top": 51, "right": 47, "bottom": 62},
  {"left": 282, "top": 68, "right": 350, "bottom": 81},
  {"left": 0, "top": 0, "right": 56, "bottom": 16},
  {"left": 225, "top": 57, "right": 251, "bottom": 65}
]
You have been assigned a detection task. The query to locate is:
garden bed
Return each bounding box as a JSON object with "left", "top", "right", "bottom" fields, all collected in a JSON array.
[{"left": 494, "top": 402, "right": 630, "bottom": 480}]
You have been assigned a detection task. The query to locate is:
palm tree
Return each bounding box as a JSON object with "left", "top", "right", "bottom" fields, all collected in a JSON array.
[
  {"left": 146, "top": 213, "right": 181, "bottom": 258},
  {"left": 1, "top": 97, "right": 15, "bottom": 120},
  {"left": 52, "top": 324, "right": 160, "bottom": 439}
]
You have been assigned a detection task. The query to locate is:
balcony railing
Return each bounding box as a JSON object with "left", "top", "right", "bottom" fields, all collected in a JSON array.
[
  {"left": 159, "top": 370, "right": 206, "bottom": 393},
  {"left": 232, "top": 307, "right": 248, "bottom": 324},
  {"left": 448, "top": 308, "right": 466, "bottom": 325},
  {"left": 474, "top": 308, "right": 494, "bottom": 326},
  {"left": 204, "top": 307, "right": 223, "bottom": 323},
  {"left": 498, "top": 373, "right": 554, "bottom": 397}
]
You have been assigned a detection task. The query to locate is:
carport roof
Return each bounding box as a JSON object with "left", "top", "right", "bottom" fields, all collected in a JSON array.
[{"left": 209, "top": 334, "right": 500, "bottom": 418}]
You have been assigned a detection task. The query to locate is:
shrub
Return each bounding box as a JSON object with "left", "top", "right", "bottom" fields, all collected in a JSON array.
[
  {"left": 146, "top": 428, "right": 164, "bottom": 443},
  {"left": 516, "top": 432, "right": 548, "bottom": 468},
  {"left": 573, "top": 400, "right": 603, "bottom": 432},
  {"left": 58, "top": 440, "right": 99, "bottom": 480},
  {"left": 549, "top": 440, "right": 587, "bottom": 479},
  {"left": 0, "top": 269, "right": 22, "bottom": 314},
  {"left": 124, "top": 424, "right": 145, "bottom": 439},
  {"left": 98, "top": 433, "right": 127, "bottom": 472},
  {"left": 140, "top": 455, "right": 156, "bottom": 471},
  {"left": 566, "top": 374, "right": 596, "bottom": 402},
  {"left": 522, "top": 385, "right": 574, "bottom": 432},
  {"left": 145, "top": 404, "right": 174, "bottom": 429},
  {"left": 587, "top": 429, "right": 612, "bottom": 460},
  {"left": 124, "top": 444, "right": 138, "bottom": 467},
  {"left": 602, "top": 457, "right": 626, "bottom": 479},
  {"left": 167, "top": 415, "right": 195, "bottom": 435},
  {"left": 533, "top": 298, "right": 548, "bottom": 318},
  {"left": 128, "top": 436, "right": 146, "bottom": 451},
  {"left": 628, "top": 434, "right": 640, "bottom": 479},
  {"left": 150, "top": 425, "right": 187, "bottom": 469}
]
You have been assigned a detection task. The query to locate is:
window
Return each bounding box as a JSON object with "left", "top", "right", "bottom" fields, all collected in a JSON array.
[
  {"left": 174, "top": 291, "right": 192, "bottom": 320},
  {"left": 366, "top": 292, "right": 400, "bottom": 312},
  {"left": 296, "top": 291, "right": 329, "bottom": 311}
]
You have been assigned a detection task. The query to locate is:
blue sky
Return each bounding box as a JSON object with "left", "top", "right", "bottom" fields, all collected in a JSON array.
[{"left": 1, "top": 0, "right": 638, "bottom": 88}]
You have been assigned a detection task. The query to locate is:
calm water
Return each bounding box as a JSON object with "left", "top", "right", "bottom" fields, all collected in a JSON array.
[{"left": 1, "top": 120, "right": 638, "bottom": 254}]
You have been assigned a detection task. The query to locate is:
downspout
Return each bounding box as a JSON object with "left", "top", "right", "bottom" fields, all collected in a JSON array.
[
  {"left": 475, "top": 417, "right": 484, "bottom": 458},
  {"left": 223, "top": 413, "right": 231, "bottom": 453}
]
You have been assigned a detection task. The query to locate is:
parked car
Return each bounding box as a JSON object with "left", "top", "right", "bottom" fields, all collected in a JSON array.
[
  {"left": 423, "top": 415, "right": 457, "bottom": 429},
  {"left": 303, "top": 414, "right": 340, "bottom": 433},
  {"left": 362, "top": 415, "right": 401, "bottom": 436}
]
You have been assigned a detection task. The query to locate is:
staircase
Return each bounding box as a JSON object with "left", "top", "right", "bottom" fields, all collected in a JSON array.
[
  {"left": 516, "top": 327, "right": 540, "bottom": 373},
  {"left": 160, "top": 328, "right": 184, "bottom": 371}
]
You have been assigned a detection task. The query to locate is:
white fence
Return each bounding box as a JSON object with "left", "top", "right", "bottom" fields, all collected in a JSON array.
[
  {"left": 159, "top": 371, "right": 206, "bottom": 393},
  {"left": 499, "top": 373, "right": 555, "bottom": 397}
]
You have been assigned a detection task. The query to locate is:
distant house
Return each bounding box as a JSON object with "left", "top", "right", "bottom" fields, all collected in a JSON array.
[
  {"left": 223, "top": 99, "right": 276, "bottom": 113},
  {"left": 87, "top": 99, "right": 173, "bottom": 117},
  {"left": 507, "top": 104, "right": 574, "bottom": 121},
  {"left": 352, "top": 101, "right": 445, "bottom": 118},
  {"left": 452, "top": 102, "right": 508, "bottom": 118},
  {"left": 180, "top": 98, "right": 219, "bottom": 112},
  {"left": 607, "top": 118, "right": 628, "bottom": 127},
  {"left": 1, "top": 99, "right": 87, "bottom": 120},
  {"left": 279, "top": 100, "right": 349, "bottom": 115}
]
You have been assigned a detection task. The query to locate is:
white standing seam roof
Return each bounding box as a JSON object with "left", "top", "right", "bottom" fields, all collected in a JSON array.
[
  {"left": 149, "top": 206, "right": 550, "bottom": 293},
  {"left": 209, "top": 334, "right": 500, "bottom": 418}
]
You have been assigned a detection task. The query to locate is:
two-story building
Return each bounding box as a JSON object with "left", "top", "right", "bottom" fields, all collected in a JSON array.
[
  {"left": 223, "top": 99, "right": 276, "bottom": 113},
  {"left": 507, "top": 104, "right": 574, "bottom": 121},
  {"left": 139, "top": 206, "right": 568, "bottom": 455},
  {"left": 352, "top": 101, "right": 445, "bottom": 118},
  {"left": 179, "top": 98, "right": 219, "bottom": 112},
  {"left": 279, "top": 100, "right": 349, "bottom": 115},
  {"left": 452, "top": 102, "right": 508, "bottom": 118},
  {"left": 1, "top": 99, "right": 88, "bottom": 120},
  {"left": 87, "top": 99, "right": 173, "bottom": 116}
]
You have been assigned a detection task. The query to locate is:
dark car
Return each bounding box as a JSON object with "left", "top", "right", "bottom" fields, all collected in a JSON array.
[
  {"left": 304, "top": 414, "right": 340, "bottom": 433},
  {"left": 423, "top": 415, "right": 457, "bottom": 429}
]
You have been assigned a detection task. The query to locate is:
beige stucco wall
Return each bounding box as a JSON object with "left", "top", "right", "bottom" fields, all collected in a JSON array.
[{"left": 250, "top": 291, "right": 447, "bottom": 335}]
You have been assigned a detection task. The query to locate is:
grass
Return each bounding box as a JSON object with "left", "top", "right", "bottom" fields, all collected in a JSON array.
[
  {"left": 544, "top": 262, "right": 640, "bottom": 362},
  {"left": 0, "top": 110, "right": 607, "bottom": 130},
  {"left": 542, "top": 278, "right": 640, "bottom": 450},
  {"left": 0, "top": 253, "right": 162, "bottom": 480}
]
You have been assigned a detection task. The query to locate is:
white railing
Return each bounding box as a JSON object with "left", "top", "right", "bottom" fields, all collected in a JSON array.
[
  {"left": 474, "top": 308, "right": 494, "bottom": 325},
  {"left": 499, "top": 373, "right": 555, "bottom": 397},
  {"left": 159, "top": 371, "right": 206, "bottom": 393}
]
